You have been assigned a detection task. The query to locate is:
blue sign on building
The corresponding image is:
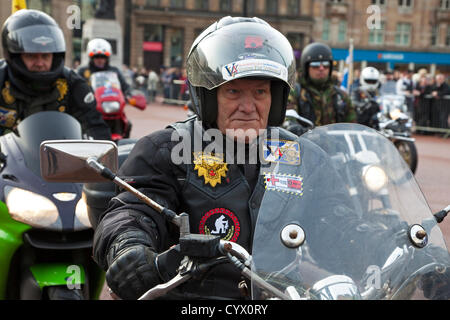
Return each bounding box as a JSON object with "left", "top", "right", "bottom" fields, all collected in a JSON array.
[{"left": 332, "top": 48, "right": 450, "bottom": 67}]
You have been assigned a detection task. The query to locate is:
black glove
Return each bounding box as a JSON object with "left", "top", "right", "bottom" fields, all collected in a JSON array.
[
  {"left": 105, "top": 229, "right": 182, "bottom": 300},
  {"left": 106, "top": 245, "right": 161, "bottom": 300}
]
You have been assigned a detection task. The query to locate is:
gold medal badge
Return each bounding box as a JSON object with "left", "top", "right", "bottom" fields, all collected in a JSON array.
[
  {"left": 55, "top": 79, "right": 68, "bottom": 101},
  {"left": 193, "top": 152, "right": 228, "bottom": 187},
  {"left": 2, "top": 81, "right": 15, "bottom": 105}
]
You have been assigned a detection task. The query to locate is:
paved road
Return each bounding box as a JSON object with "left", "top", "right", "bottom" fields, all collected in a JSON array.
[{"left": 99, "top": 101, "right": 450, "bottom": 299}]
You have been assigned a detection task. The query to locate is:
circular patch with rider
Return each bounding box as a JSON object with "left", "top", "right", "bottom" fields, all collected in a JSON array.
[{"left": 198, "top": 208, "right": 240, "bottom": 242}]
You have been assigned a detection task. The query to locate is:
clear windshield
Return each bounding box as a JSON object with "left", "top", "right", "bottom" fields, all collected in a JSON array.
[
  {"left": 90, "top": 71, "right": 121, "bottom": 91},
  {"left": 252, "top": 123, "right": 449, "bottom": 300},
  {"left": 378, "top": 95, "right": 407, "bottom": 114}
]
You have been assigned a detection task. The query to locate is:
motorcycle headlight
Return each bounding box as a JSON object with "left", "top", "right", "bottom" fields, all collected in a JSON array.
[
  {"left": 5, "top": 186, "right": 62, "bottom": 230},
  {"left": 362, "top": 165, "right": 388, "bottom": 192},
  {"left": 74, "top": 194, "right": 92, "bottom": 230},
  {"left": 389, "top": 108, "right": 402, "bottom": 120},
  {"left": 101, "top": 101, "right": 120, "bottom": 113}
]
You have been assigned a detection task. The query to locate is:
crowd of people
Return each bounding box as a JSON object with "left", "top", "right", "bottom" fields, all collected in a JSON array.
[
  {"left": 310, "top": 65, "right": 450, "bottom": 131},
  {"left": 120, "top": 64, "right": 189, "bottom": 104}
]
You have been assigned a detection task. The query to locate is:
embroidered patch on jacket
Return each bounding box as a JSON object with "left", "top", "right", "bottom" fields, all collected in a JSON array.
[
  {"left": 0, "top": 107, "right": 17, "bottom": 128},
  {"left": 2, "top": 81, "right": 15, "bottom": 104},
  {"left": 199, "top": 208, "right": 240, "bottom": 242},
  {"left": 55, "top": 79, "right": 68, "bottom": 101},
  {"left": 264, "top": 173, "right": 304, "bottom": 196},
  {"left": 262, "top": 139, "right": 301, "bottom": 165},
  {"left": 193, "top": 152, "right": 228, "bottom": 187}
]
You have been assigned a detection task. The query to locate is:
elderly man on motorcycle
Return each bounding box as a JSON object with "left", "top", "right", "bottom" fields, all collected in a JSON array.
[
  {"left": 92, "top": 17, "right": 450, "bottom": 300},
  {"left": 92, "top": 16, "right": 307, "bottom": 300}
]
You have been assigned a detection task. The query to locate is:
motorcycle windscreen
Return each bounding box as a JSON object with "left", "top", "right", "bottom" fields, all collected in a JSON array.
[
  {"left": 14, "top": 111, "right": 82, "bottom": 178},
  {"left": 90, "top": 71, "right": 121, "bottom": 91},
  {"left": 252, "top": 123, "right": 449, "bottom": 300}
]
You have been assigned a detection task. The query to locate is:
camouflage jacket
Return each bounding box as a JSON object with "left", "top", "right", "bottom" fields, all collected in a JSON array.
[{"left": 296, "top": 77, "right": 356, "bottom": 126}]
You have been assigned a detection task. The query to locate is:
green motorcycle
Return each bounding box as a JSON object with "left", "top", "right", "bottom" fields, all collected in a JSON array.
[{"left": 0, "top": 111, "right": 105, "bottom": 299}]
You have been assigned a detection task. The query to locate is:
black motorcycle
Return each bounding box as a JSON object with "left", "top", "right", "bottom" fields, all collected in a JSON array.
[{"left": 355, "top": 94, "right": 418, "bottom": 174}]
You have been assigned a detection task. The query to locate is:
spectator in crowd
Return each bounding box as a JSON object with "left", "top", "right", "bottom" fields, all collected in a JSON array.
[
  {"left": 122, "top": 64, "right": 135, "bottom": 87},
  {"left": 147, "top": 68, "right": 159, "bottom": 103},
  {"left": 432, "top": 74, "right": 450, "bottom": 98},
  {"left": 178, "top": 68, "right": 189, "bottom": 101},
  {"left": 134, "top": 67, "right": 148, "bottom": 99},
  {"left": 160, "top": 66, "right": 172, "bottom": 100},
  {"left": 396, "top": 69, "right": 415, "bottom": 116}
]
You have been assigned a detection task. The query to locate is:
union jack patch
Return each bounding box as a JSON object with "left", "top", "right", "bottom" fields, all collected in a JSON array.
[{"left": 262, "top": 139, "right": 300, "bottom": 165}]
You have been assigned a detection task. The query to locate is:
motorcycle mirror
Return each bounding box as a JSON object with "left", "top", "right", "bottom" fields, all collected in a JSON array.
[{"left": 39, "top": 140, "right": 118, "bottom": 182}]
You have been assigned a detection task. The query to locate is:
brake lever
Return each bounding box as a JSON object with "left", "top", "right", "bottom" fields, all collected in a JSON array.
[{"left": 138, "top": 257, "right": 194, "bottom": 300}]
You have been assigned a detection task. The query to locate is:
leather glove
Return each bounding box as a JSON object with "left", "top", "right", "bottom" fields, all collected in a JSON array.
[{"left": 106, "top": 245, "right": 161, "bottom": 300}]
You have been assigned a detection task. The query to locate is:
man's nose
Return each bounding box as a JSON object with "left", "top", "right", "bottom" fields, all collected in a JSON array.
[{"left": 238, "top": 92, "right": 256, "bottom": 113}]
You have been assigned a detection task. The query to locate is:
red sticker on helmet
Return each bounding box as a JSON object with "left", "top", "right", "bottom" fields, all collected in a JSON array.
[
  {"left": 245, "top": 36, "right": 263, "bottom": 49},
  {"left": 199, "top": 208, "right": 240, "bottom": 242}
]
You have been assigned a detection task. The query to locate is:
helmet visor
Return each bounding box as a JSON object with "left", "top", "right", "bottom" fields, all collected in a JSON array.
[
  {"left": 6, "top": 25, "right": 65, "bottom": 54},
  {"left": 187, "top": 22, "right": 295, "bottom": 90}
]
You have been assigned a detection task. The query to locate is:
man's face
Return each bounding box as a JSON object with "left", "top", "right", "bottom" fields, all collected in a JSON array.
[
  {"left": 21, "top": 52, "right": 53, "bottom": 72},
  {"left": 308, "top": 61, "right": 330, "bottom": 81},
  {"left": 216, "top": 78, "right": 272, "bottom": 143},
  {"left": 93, "top": 56, "right": 107, "bottom": 69}
]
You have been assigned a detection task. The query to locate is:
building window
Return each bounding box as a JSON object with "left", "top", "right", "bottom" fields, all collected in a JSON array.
[
  {"left": 220, "top": 0, "right": 232, "bottom": 11},
  {"left": 28, "top": 0, "right": 52, "bottom": 14},
  {"left": 371, "top": 0, "right": 385, "bottom": 5},
  {"left": 431, "top": 25, "right": 438, "bottom": 46},
  {"left": 329, "top": 0, "right": 344, "bottom": 3},
  {"left": 322, "top": 19, "right": 330, "bottom": 41},
  {"left": 440, "top": 0, "right": 450, "bottom": 9},
  {"left": 194, "top": 0, "right": 208, "bottom": 10},
  {"left": 395, "top": 23, "right": 411, "bottom": 46},
  {"left": 266, "top": 0, "right": 278, "bottom": 14},
  {"left": 369, "top": 21, "right": 385, "bottom": 45},
  {"left": 144, "top": 25, "right": 164, "bottom": 42},
  {"left": 398, "top": 0, "right": 413, "bottom": 9},
  {"left": 337, "top": 20, "right": 347, "bottom": 43},
  {"left": 146, "top": 0, "right": 160, "bottom": 6},
  {"left": 170, "top": 0, "right": 185, "bottom": 8},
  {"left": 287, "top": 0, "right": 300, "bottom": 15},
  {"left": 446, "top": 27, "right": 450, "bottom": 46}
]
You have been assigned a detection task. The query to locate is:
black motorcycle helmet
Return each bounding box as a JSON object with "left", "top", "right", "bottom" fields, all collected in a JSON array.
[
  {"left": 1, "top": 9, "right": 66, "bottom": 92},
  {"left": 186, "top": 16, "right": 296, "bottom": 127},
  {"left": 300, "top": 42, "right": 333, "bottom": 80}
]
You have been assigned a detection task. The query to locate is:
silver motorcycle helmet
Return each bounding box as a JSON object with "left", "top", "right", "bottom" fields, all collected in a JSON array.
[{"left": 186, "top": 16, "right": 296, "bottom": 127}]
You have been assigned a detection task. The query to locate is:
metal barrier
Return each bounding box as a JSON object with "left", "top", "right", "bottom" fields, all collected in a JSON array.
[
  {"left": 162, "top": 80, "right": 190, "bottom": 105},
  {"left": 413, "top": 95, "right": 450, "bottom": 138}
]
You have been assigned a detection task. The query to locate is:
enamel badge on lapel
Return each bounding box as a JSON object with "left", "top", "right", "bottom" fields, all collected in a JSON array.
[{"left": 193, "top": 152, "right": 228, "bottom": 187}]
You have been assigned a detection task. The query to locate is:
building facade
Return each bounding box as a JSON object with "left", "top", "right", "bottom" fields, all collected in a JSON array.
[{"left": 0, "top": 0, "right": 449, "bottom": 74}]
